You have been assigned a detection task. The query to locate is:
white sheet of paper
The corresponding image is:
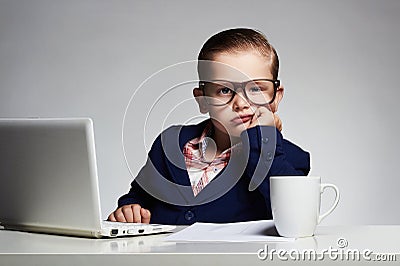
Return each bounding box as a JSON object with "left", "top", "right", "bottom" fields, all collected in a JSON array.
[{"left": 165, "top": 220, "right": 295, "bottom": 242}]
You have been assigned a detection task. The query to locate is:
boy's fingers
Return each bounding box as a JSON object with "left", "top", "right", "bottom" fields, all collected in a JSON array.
[
  {"left": 251, "top": 107, "right": 264, "bottom": 124},
  {"left": 273, "top": 114, "right": 283, "bottom": 131},
  {"left": 249, "top": 106, "right": 274, "bottom": 128},
  {"left": 132, "top": 204, "right": 142, "bottom": 223},
  {"left": 254, "top": 107, "right": 271, "bottom": 121},
  {"left": 113, "top": 208, "right": 127, "bottom": 222},
  {"left": 257, "top": 106, "right": 270, "bottom": 116},
  {"left": 107, "top": 204, "right": 144, "bottom": 223},
  {"left": 140, "top": 208, "right": 151, "bottom": 224},
  {"left": 108, "top": 213, "right": 116, "bottom": 222},
  {"left": 121, "top": 205, "right": 134, "bottom": 223}
]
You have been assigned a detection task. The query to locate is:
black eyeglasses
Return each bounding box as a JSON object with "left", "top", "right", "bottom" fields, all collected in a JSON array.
[{"left": 199, "top": 79, "right": 280, "bottom": 106}]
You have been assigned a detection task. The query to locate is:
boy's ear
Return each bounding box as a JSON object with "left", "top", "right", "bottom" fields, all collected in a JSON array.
[
  {"left": 193, "top": 88, "right": 209, "bottom": 114},
  {"left": 270, "top": 85, "right": 284, "bottom": 113}
]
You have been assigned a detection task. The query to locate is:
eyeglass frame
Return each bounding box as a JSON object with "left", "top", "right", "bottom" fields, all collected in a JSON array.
[{"left": 198, "top": 78, "right": 280, "bottom": 106}]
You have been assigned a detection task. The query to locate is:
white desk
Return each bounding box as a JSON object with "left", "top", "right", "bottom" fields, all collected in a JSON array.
[{"left": 1, "top": 225, "right": 399, "bottom": 265}]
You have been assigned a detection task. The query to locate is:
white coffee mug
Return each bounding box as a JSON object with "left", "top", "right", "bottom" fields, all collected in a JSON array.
[{"left": 270, "top": 176, "right": 340, "bottom": 238}]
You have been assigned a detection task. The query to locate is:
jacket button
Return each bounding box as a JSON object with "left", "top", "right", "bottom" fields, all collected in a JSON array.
[
  {"left": 265, "top": 151, "right": 274, "bottom": 161},
  {"left": 184, "top": 210, "right": 195, "bottom": 221}
]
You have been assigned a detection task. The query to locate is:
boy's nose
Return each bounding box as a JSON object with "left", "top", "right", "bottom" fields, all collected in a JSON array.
[{"left": 232, "top": 90, "right": 250, "bottom": 111}]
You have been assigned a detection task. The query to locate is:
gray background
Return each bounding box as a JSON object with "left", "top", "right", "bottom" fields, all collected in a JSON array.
[{"left": 1, "top": 0, "right": 399, "bottom": 225}]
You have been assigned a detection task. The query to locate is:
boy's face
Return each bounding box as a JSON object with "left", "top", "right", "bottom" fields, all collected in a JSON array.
[{"left": 194, "top": 51, "right": 284, "bottom": 138}]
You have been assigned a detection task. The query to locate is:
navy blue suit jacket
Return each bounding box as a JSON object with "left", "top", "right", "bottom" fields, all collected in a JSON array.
[{"left": 118, "top": 120, "right": 310, "bottom": 225}]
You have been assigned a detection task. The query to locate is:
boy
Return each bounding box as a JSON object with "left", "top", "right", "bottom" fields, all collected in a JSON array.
[{"left": 108, "top": 28, "right": 310, "bottom": 225}]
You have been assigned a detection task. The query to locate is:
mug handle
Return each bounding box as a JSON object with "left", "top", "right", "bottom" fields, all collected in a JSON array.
[{"left": 318, "top": 183, "right": 340, "bottom": 224}]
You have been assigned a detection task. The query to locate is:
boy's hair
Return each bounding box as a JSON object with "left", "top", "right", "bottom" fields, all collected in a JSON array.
[{"left": 198, "top": 28, "right": 279, "bottom": 80}]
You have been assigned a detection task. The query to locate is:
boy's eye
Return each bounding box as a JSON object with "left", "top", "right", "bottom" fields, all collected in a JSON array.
[
  {"left": 248, "top": 86, "right": 261, "bottom": 93},
  {"left": 218, "top": 87, "right": 233, "bottom": 95}
]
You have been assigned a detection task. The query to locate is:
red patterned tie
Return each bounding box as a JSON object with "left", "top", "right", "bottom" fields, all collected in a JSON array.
[{"left": 192, "top": 171, "right": 210, "bottom": 196}]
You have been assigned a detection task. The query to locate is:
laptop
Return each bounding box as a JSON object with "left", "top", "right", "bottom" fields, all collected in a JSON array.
[{"left": 0, "top": 118, "right": 175, "bottom": 238}]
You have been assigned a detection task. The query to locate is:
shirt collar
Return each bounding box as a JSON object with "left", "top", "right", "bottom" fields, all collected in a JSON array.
[{"left": 189, "top": 121, "right": 242, "bottom": 162}]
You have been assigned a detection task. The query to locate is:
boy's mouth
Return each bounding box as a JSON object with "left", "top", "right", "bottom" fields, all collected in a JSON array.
[{"left": 231, "top": 114, "right": 254, "bottom": 124}]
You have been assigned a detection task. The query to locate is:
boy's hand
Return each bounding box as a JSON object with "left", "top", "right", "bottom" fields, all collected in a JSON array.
[
  {"left": 107, "top": 204, "right": 151, "bottom": 224},
  {"left": 274, "top": 113, "right": 283, "bottom": 132},
  {"left": 248, "top": 107, "right": 282, "bottom": 131}
]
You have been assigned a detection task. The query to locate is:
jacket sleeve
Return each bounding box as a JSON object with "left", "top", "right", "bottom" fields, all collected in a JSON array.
[
  {"left": 117, "top": 164, "right": 155, "bottom": 208},
  {"left": 240, "top": 125, "right": 310, "bottom": 197},
  {"left": 117, "top": 125, "right": 195, "bottom": 209}
]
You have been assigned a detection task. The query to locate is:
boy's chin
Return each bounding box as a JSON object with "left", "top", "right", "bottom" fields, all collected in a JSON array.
[
  {"left": 211, "top": 120, "right": 249, "bottom": 138},
  {"left": 227, "top": 124, "right": 249, "bottom": 138}
]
